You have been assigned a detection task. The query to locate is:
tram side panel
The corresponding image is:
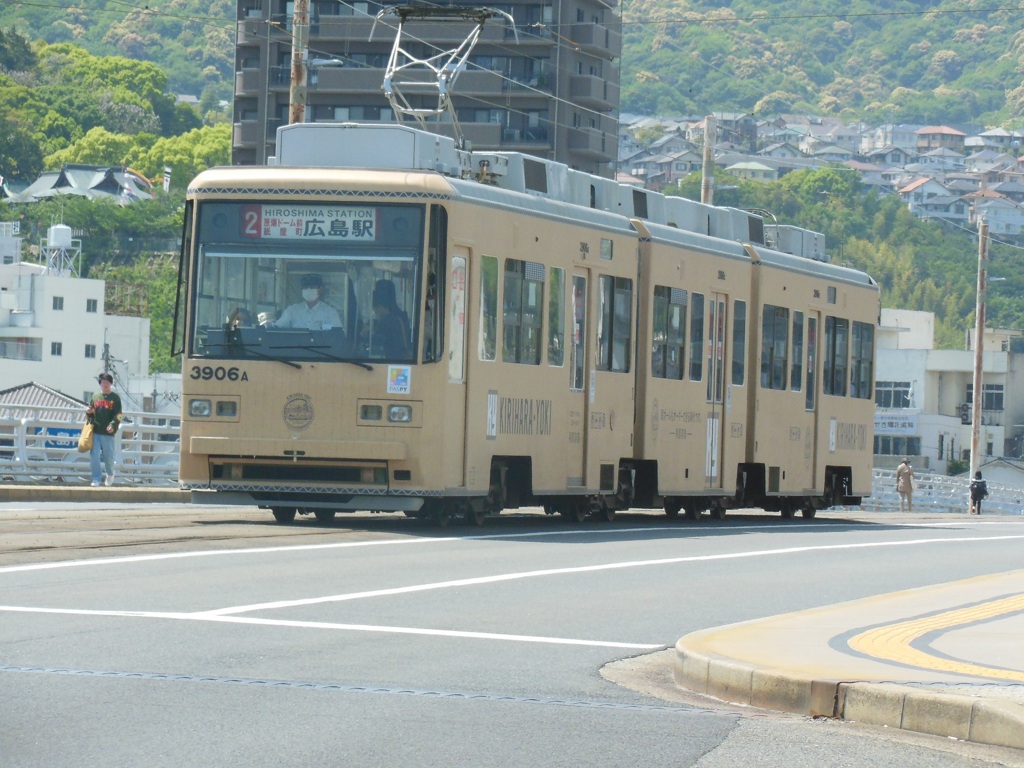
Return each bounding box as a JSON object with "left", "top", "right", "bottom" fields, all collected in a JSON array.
[
  {"left": 632, "top": 222, "right": 755, "bottom": 507},
  {"left": 446, "top": 194, "right": 639, "bottom": 510},
  {"left": 748, "top": 251, "right": 879, "bottom": 508}
]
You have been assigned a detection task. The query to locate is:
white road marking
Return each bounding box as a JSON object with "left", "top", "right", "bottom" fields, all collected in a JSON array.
[
  {"left": 4, "top": 531, "right": 1024, "bottom": 649},
  {"left": 204, "top": 534, "right": 1024, "bottom": 616},
  {"left": 0, "top": 605, "right": 662, "bottom": 649}
]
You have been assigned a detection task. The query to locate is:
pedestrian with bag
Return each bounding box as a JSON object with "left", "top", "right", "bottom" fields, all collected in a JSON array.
[
  {"left": 969, "top": 470, "right": 988, "bottom": 515},
  {"left": 896, "top": 457, "right": 914, "bottom": 512},
  {"left": 86, "top": 372, "right": 123, "bottom": 487}
]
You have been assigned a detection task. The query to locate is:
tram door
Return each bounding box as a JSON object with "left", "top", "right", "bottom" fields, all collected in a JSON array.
[
  {"left": 705, "top": 292, "right": 728, "bottom": 489},
  {"left": 567, "top": 271, "right": 589, "bottom": 489}
]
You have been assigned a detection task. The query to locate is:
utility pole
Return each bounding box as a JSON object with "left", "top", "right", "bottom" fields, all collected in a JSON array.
[
  {"left": 701, "top": 115, "right": 716, "bottom": 205},
  {"left": 970, "top": 217, "right": 989, "bottom": 479},
  {"left": 288, "top": 0, "right": 310, "bottom": 125}
]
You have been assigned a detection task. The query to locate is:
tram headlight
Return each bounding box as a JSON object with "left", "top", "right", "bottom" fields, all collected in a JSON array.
[
  {"left": 189, "top": 399, "right": 213, "bottom": 418},
  {"left": 388, "top": 404, "right": 413, "bottom": 423}
]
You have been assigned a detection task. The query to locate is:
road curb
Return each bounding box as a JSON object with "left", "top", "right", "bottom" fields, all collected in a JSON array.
[
  {"left": 0, "top": 485, "right": 190, "bottom": 504},
  {"left": 675, "top": 637, "right": 1024, "bottom": 750}
]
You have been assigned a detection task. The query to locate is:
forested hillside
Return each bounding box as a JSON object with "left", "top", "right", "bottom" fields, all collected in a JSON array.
[
  {"left": 621, "top": 0, "right": 1024, "bottom": 126},
  {"left": 0, "top": 0, "right": 234, "bottom": 103},
  {"left": 4, "top": 2, "right": 1024, "bottom": 127}
]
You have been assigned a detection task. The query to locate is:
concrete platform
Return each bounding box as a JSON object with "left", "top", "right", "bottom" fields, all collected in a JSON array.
[{"left": 675, "top": 570, "right": 1024, "bottom": 750}]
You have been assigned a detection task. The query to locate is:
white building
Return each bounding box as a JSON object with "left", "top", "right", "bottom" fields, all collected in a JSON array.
[
  {"left": 874, "top": 308, "right": 1024, "bottom": 474},
  {"left": 0, "top": 227, "right": 152, "bottom": 401}
]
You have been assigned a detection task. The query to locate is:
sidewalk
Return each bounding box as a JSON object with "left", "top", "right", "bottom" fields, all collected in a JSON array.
[
  {"left": 675, "top": 570, "right": 1024, "bottom": 750},
  {"left": 0, "top": 484, "right": 189, "bottom": 504}
]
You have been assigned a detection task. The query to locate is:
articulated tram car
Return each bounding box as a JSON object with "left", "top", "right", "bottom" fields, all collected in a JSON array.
[{"left": 177, "top": 122, "right": 879, "bottom": 524}]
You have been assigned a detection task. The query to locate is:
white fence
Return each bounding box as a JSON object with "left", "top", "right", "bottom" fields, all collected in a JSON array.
[
  {"left": 0, "top": 403, "right": 1021, "bottom": 510},
  {"left": 860, "top": 469, "right": 1024, "bottom": 515},
  {"left": 0, "top": 404, "right": 179, "bottom": 486}
]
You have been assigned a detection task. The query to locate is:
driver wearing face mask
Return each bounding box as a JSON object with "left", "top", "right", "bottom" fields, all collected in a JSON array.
[{"left": 273, "top": 273, "right": 343, "bottom": 330}]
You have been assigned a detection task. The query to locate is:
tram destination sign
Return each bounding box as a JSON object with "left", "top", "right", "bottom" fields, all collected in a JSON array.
[{"left": 241, "top": 204, "right": 378, "bottom": 241}]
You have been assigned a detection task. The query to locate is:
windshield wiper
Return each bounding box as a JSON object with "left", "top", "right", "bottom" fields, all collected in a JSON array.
[
  {"left": 202, "top": 341, "right": 302, "bottom": 370},
  {"left": 295, "top": 345, "right": 374, "bottom": 371}
]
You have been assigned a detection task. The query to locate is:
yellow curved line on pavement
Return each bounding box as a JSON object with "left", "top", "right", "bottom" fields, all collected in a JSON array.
[{"left": 848, "top": 593, "right": 1024, "bottom": 682}]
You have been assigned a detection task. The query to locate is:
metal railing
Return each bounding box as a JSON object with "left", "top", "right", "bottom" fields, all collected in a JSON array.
[
  {"left": 1, "top": 403, "right": 1020, "bottom": 510},
  {"left": 863, "top": 469, "right": 1023, "bottom": 515},
  {"left": 0, "top": 404, "right": 180, "bottom": 486}
]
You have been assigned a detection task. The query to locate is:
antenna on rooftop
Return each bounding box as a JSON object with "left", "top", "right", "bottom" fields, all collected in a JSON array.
[{"left": 370, "top": 6, "right": 516, "bottom": 150}]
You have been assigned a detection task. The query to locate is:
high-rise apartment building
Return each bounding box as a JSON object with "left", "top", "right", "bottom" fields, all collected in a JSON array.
[{"left": 232, "top": 0, "right": 621, "bottom": 175}]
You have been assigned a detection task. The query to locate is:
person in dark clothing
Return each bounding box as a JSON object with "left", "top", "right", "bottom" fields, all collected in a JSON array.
[
  {"left": 365, "top": 279, "right": 411, "bottom": 358},
  {"left": 86, "top": 372, "right": 123, "bottom": 487},
  {"left": 969, "top": 470, "right": 988, "bottom": 515}
]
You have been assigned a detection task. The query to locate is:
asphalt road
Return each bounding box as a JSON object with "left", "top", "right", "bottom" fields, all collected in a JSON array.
[{"left": 3, "top": 502, "right": 1024, "bottom": 767}]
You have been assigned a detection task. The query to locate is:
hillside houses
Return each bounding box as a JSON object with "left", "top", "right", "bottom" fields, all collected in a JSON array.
[{"left": 620, "top": 113, "right": 1024, "bottom": 238}]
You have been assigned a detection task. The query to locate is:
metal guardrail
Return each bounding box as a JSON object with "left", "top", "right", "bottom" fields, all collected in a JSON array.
[
  {"left": 863, "top": 469, "right": 1024, "bottom": 515},
  {"left": 0, "top": 404, "right": 179, "bottom": 486}
]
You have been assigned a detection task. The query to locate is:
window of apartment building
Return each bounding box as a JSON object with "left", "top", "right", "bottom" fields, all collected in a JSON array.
[
  {"left": 876, "top": 381, "right": 912, "bottom": 408},
  {"left": 241, "top": 108, "right": 258, "bottom": 121},
  {"left": 0, "top": 338, "right": 42, "bottom": 361},
  {"left": 51, "top": 342, "right": 62, "bottom": 356},
  {"left": 577, "top": 8, "right": 584, "bottom": 21},
  {"left": 967, "top": 383, "right": 1004, "bottom": 411},
  {"left": 52, "top": 296, "right": 63, "bottom": 310},
  {"left": 471, "top": 55, "right": 510, "bottom": 73},
  {"left": 873, "top": 435, "right": 921, "bottom": 456},
  {"left": 86, "top": 298, "right": 98, "bottom": 313},
  {"left": 85, "top": 344, "right": 96, "bottom": 359},
  {"left": 458, "top": 108, "right": 505, "bottom": 124},
  {"left": 348, "top": 53, "right": 387, "bottom": 68}
]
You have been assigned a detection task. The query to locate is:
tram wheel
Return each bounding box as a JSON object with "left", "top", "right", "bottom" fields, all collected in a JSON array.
[
  {"left": 562, "top": 502, "right": 587, "bottom": 524},
  {"left": 801, "top": 505, "right": 817, "bottom": 519},
  {"left": 663, "top": 498, "right": 682, "bottom": 519},
  {"left": 596, "top": 498, "right": 616, "bottom": 523},
  {"left": 434, "top": 506, "right": 452, "bottom": 528},
  {"left": 780, "top": 500, "right": 795, "bottom": 519},
  {"left": 271, "top": 507, "right": 297, "bottom": 523},
  {"left": 313, "top": 509, "right": 336, "bottom": 523},
  {"left": 710, "top": 501, "right": 726, "bottom": 520},
  {"left": 463, "top": 503, "right": 486, "bottom": 527},
  {"left": 683, "top": 503, "right": 700, "bottom": 521}
]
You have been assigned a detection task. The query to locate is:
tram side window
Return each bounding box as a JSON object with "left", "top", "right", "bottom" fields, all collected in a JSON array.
[
  {"left": 760, "top": 304, "right": 789, "bottom": 390},
  {"left": 423, "top": 205, "right": 447, "bottom": 363},
  {"left": 791, "top": 311, "right": 804, "bottom": 392},
  {"left": 805, "top": 316, "right": 817, "bottom": 411},
  {"left": 652, "top": 285, "right": 686, "bottom": 380},
  {"left": 548, "top": 267, "right": 565, "bottom": 367},
  {"left": 850, "top": 320, "right": 874, "bottom": 399},
  {"left": 689, "top": 293, "right": 704, "bottom": 381},
  {"left": 503, "top": 259, "right": 544, "bottom": 365},
  {"left": 597, "top": 275, "right": 632, "bottom": 373},
  {"left": 478, "top": 255, "right": 498, "bottom": 361},
  {"left": 823, "top": 316, "right": 849, "bottom": 396},
  {"left": 731, "top": 299, "right": 746, "bottom": 386}
]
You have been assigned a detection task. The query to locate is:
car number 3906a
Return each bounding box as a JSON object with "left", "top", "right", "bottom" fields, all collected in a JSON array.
[{"left": 189, "top": 365, "right": 247, "bottom": 381}]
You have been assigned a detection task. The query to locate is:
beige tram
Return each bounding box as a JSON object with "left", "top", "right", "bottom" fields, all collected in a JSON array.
[{"left": 177, "top": 122, "right": 879, "bottom": 524}]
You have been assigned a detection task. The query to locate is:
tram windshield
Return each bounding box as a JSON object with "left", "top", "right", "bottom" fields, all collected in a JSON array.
[{"left": 190, "top": 201, "right": 424, "bottom": 364}]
